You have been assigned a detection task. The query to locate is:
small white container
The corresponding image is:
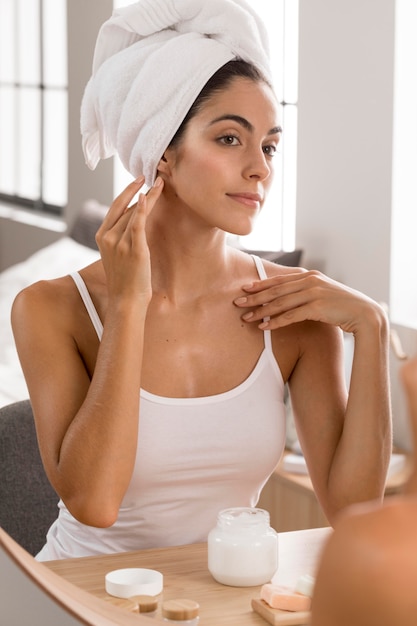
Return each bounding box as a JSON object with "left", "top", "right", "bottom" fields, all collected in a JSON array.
[
  {"left": 208, "top": 507, "right": 278, "bottom": 587},
  {"left": 105, "top": 568, "right": 163, "bottom": 598}
]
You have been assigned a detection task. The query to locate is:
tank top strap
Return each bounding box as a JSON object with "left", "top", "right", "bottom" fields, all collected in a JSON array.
[
  {"left": 70, "top": 272, "right": 103, "bottom": 340},
  {"left": 70, "top": 259, "right": 272, "bottom": 349},
  {"left": 250, "top": 255, "right": 273, "bottom": 354}
]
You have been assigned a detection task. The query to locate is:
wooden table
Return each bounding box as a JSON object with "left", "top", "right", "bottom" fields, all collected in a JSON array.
[
  {"left": 47, "top": 542, "right": 264, "bottom": 625},
  {"left": 45, "top": 528, "right": 331, "bottom": 625}
]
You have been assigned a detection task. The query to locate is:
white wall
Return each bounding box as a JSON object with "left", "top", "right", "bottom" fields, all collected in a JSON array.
[
  {"left": 296, "top": 0, "right": 395, "bottom": 302},
  {"left": 296, "top": 0, "right": 415, "bottom": 449}
]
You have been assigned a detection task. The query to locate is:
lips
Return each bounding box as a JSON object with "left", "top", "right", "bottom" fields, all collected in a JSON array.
[{"left": 227, "top": 192, "right": 263, "bottom": 208}]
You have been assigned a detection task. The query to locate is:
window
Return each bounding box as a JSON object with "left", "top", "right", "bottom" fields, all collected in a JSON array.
[
  {"left": 390, "top": 0, "right": 417, "bottom": 329},
  {"left": 240, "top": 0, "right": 299, "bottom": 252},
  {"left": 114, "top": 0, "right": 299, "bottom": 252},
  {"left": 0, "top": 0, "right": 67, "bottom": 214}
]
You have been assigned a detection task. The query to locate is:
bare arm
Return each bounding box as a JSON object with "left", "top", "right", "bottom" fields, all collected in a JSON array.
[
  {"left": 235, "top": 268, "right": 392, "bottom": 523},
  {"left": 12, "top": 177, "right": 163, "bottom": 527},
  {"left": 311, "top": 355, "right": 417, "bottom": 625}
]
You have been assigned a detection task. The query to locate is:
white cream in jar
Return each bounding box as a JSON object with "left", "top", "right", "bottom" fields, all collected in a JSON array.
[{"left": 207, "top": 507, "right": 278, "bottom": 586}]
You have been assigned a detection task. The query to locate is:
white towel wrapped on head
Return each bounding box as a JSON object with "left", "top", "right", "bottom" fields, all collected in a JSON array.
[{"left": 80, "top": 0, "right": 272, "bottom": 186}]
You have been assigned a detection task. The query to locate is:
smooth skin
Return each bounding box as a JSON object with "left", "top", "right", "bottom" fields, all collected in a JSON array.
[
  {"left": 311, "top": 356, "right": 417, "bottom": 626},
  {"left": 12, "top": 77, "right": 391, "bottom": 529}
]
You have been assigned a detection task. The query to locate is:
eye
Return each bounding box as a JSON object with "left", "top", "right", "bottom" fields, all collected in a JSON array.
[
  {"left": 263, "top": 144, "right": 277, "bottom": 157},
  {"left": 218, "top": 134, "right": 240, "bottom": 146}
]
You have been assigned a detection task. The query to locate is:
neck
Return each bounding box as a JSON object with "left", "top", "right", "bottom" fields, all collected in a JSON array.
[{"left": 146, "top": 204, "right": 234, "bottom": 301}]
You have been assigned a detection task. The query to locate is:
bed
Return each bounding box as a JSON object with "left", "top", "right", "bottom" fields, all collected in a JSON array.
[{"left": 0, "top": 201, "right": 105, "bottom": 408}]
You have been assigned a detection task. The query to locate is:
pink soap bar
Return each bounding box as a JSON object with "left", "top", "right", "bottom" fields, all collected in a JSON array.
[{"left": 260, "top": 583, "right": 312, "bottom": 612}]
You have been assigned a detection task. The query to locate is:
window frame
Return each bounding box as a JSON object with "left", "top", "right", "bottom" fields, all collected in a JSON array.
[{"left": 0, "top": 0, "right": 68, "bottom": 216}]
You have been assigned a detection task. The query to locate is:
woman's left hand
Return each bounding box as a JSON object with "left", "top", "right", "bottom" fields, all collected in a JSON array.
[{"left": 234, "top": 269, "right": 384, "bottom": 334}]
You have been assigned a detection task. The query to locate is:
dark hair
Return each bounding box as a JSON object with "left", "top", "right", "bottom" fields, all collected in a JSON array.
[{"left": 168, "top": 59, "right": 270, "bottom": 148}]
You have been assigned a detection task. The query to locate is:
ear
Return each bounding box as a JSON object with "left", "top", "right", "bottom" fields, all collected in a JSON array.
[{"left": 157, "top": 151, "right": 173, "bottom": 176}]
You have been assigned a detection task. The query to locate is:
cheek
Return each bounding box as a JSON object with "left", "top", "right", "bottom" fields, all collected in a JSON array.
[
  {"left": 171, "top": 146, "right": 227, "bottom": 195},
  {"left": 182, "top": 145, "right": 225, "bottom": 174}
]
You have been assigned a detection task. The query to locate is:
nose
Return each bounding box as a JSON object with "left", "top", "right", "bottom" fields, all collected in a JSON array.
[{"left": 243, "top": 147, "right": 271, "bottom": 181}]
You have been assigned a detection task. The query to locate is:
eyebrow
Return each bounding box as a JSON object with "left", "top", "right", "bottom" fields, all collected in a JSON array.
[{"left": 209, "top": 114, "right": 282, "bottom": 136}]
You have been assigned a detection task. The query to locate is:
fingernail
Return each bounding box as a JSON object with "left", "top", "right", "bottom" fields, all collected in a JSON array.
[
  {"left": 154, "top": 176, "right": 163, "bottom": 187},
  {"left": 242, "top": 283, "right": 255, "bottom": 290},
  {"left": 258, "top": 321, "right": 269, "bottom": 329},
  {"left": 242, "top": 311, "right": 254, "bottom": 320},
  {"left": 134, "top": 175, "right": 145, "bottom": 184},
  {"left": 234, "top": 296, "right": 247, "bottom": 305}
]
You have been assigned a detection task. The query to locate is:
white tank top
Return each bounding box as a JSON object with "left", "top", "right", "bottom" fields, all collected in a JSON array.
[{"left": 36, "top": 255, "right": 286, "bottom": 560}]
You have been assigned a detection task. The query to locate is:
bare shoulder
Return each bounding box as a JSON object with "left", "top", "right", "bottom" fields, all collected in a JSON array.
[
  {"left": 228, "top": 248, "right": 306, "bottom": 282},
  {"left": 257, "top": 256, "right": 307, "bottom": 277},
  {"left": 312, "top": 498, "right": 417, "bottom": 626},
  {"left": 12, "top": 260, "right": 102, "bottom": 320},
  {"left": 11, "top": 260, "right": 104, "bottom": 363},
  {"left": 12, "top": 274, "right": 78, "bottom": 325}
]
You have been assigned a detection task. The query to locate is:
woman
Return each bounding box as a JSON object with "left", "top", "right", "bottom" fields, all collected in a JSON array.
[{"left": 11, "top": 0, "right": 391, "bottom": 560}]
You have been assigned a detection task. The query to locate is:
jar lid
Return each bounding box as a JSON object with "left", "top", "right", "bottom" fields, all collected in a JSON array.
[
  {"left": 162, "top": 598, "right": 200, "bottom": 620},
  {"left": 130, "top": 594, "right": 158, "bottom": 613},
  {"left": 217, "top": 507, "right": 271, "bottom": 527}
]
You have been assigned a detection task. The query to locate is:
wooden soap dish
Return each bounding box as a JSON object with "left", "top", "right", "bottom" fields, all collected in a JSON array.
[{"left": 251, "top": 598, "right": 311, "bottom": 626}]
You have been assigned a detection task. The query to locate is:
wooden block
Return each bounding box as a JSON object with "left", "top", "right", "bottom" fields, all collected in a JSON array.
[{"left": 251, "top": 598, "right": 311, "bottom": 625}]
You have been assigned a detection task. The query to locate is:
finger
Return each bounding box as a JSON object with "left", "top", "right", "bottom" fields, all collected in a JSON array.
[
  {"left": 120, "top": 193, "right": 147, "bottom": 247},
  {"left": 123, "top": 177, "right": 164, "bottom": 244},
  {"left": 256, "top": 302, "right": 321, "bottom": 330},
  {"left": 126, "top": 177, "right": 164, "bottom": 230},
  {"left": 240, "top": 289, "right": 311, "bottom": 324},
  {"left": 100, "top": 176, "right": 145, "bottom": 231},
  {"left": 143, "top": 176, "right": 164, "bottom": 216},
  {"left": 234, "top": 281, "right": 308, "bottom": 311},
  {"left": 240, "top": 269, "right": 307, "bottom": 294},
  {"left": 96, "top": 210, "right": 137, "bottom": 255},
  {"left": 235, "top": 271, "right": 326, "bottom": 310}
]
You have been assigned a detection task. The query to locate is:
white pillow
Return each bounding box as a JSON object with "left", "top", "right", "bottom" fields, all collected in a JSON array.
[{"left": 0, "top": 237, "right": 100, "bottom": 407}]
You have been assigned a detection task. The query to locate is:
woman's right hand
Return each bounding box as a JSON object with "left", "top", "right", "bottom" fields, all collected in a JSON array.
[{"left": 96, "top": 175, "right": 164, "bottom": 303}]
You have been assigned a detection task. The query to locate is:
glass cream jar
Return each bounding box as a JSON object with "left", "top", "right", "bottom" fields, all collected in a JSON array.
[{"left": 208, "top": 507, "right": 278, "bottom": 586}]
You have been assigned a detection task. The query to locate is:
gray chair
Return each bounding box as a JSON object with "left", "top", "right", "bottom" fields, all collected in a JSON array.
[{"left": 0, "top": 399, "right": 59, "bottom": 556}]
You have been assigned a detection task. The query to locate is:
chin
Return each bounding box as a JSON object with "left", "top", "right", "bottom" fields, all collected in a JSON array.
[
  {"left": 228, "top": 225, "right": 255, "bottom": 237},
  {"left": 224, "top": 219, "right": 256, "bottom": 238}
]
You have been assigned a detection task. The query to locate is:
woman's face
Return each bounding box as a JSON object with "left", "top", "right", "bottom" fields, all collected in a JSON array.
[{"left": 162, "top": 77, "right": 282, "bottom": 236}]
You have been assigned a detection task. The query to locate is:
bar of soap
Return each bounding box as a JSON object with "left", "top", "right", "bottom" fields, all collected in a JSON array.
[
  {"left": 294, "top": 574, "right": 315, "bottom": 598},
  {"left": 260, "top": 583, "right": 312, "bottom": 612}
]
